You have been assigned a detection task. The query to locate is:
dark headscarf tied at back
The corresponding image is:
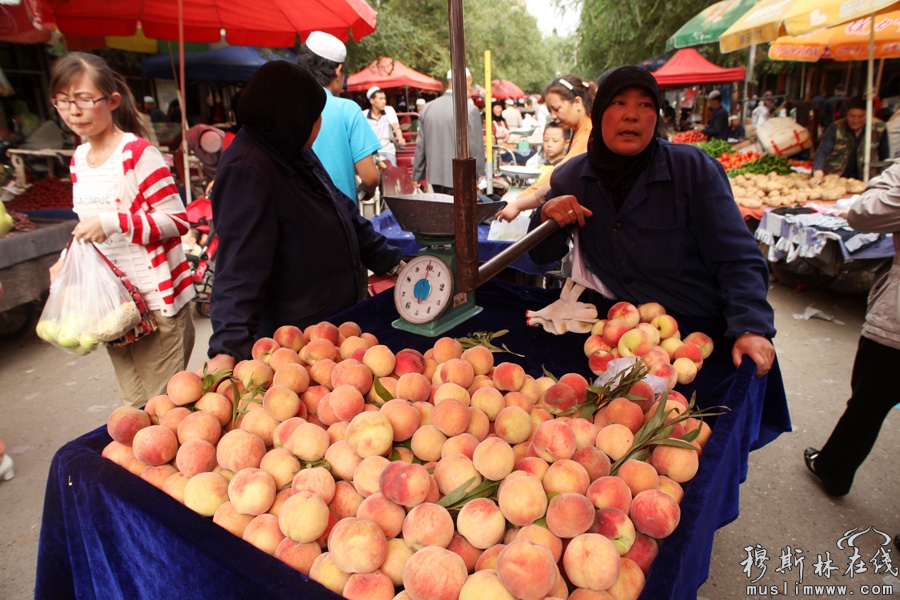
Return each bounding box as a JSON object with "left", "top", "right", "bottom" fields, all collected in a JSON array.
[
  {"left": 588, "top": 66, "right": 662, "bottom": 209},
  {"left": 238, "top": 61, "right": 326, "bottom": 170}
]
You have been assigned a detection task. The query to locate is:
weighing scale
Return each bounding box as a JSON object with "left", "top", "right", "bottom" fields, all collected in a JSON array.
[{"left": 384, "top": 193, "right": 507, "bottom": 337}]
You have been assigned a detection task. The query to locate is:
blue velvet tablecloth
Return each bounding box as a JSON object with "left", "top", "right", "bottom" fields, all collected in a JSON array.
[
  {"left": 369, "top": 209, "right": 558, "bottom": 277},
  {"left": 35, "top": 279, "right": 791, "bottom": 600}
]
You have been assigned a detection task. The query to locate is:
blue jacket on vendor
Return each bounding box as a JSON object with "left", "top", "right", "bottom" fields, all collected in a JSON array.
[
  {"left": 529, "top": 139, "right": 776, "bottom": 339},
  {"left": 208, "top": 126, "right": 403, "bottom": 360}
]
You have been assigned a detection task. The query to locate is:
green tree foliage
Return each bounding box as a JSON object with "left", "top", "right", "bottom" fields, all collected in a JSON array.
[{"left": 346, "top": 0, "right": 574, "bottom": 94}]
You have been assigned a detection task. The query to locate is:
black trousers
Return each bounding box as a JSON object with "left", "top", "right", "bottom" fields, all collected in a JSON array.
[
  {"left": 431, "top": 184, "right": 453, "bottom": 195},
  {"left": 816, "top": 335, "right": 900, "bottom": 495}
]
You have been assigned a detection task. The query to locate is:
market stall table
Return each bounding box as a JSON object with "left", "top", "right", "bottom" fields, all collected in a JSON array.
[
  {"left": 0, "top": 217, "right": 75, "bottom": 315},
  {"left": 36, "top": 278, "right": 790, "bottom": 600}
]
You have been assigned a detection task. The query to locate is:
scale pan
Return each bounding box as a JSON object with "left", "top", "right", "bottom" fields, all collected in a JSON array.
[{"left": 384, "top": 194, "right": 506, "bottom": 237}]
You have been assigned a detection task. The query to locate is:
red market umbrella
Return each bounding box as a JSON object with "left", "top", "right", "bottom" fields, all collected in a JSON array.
[
  {"left": 346, "top": 57, "right": 444, "bottom": 94},
  {"left": 48, "top": 0, "right": 377, "bottom": 47},
  {"left": 491, "top": 79, "right": 525, "bottom": 100},
  {"left": 0, "top": 0, "right": 56, "bottom": 44},
  {"left": 651, "top": 48, "right": 745, "bottom": 87}
]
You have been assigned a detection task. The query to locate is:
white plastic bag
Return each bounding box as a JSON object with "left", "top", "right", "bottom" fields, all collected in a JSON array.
[
  {"left": 488, "top": 212, "right": 531, "bottom": 241},
  {"left": 35, "top": 240, "right": 141, "bottom": 355}
]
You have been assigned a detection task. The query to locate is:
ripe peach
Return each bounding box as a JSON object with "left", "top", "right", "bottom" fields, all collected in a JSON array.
[
  {"left": 323, "top": 439, "right": 362, "bottom": 481},
  {"left": 456, "top": 497, "right": 506, "bottom": 550},
  {"left": 325, "top": 384, "right": 364, "bottom": 422},
  {"left": 259, "top": 447, "right": 300, "bottom": 490},
  {"left": 446, "top": 531, "right": 483, "bottom": 572},
  {"left": 470, "top": 386, "right": 505, "bottom": 421},
  {"left": 586, "top": 475, "right": 633, "bottom": 512},
  {"left": 330, "top": 360, "right": 374, "bottom": 396},
  {"left": 239, "top": 406, "right": 278, "bottom": 447},
  {"left": 403, "top": 502, "right": 455, "bottom": 550},
  {"left": 140, "top": 464, "right": 178, "bottom": 490},
  {"left": 496, "top": 538, "right": 558, "bottom": 600},
  {"left": 656, "top": 475, "right": 685, "bottom": 503},
  {"left": 132, "top": 424, "right": 178, "bottom": 466},
  {"left": 595, "top": 424, "right": 635, "bottom": 462},
  {"left": 617, "top": 459, "right": 659, "bottom": 496},
  {"left": 166, "top": 370, "right": 204, "bottom": 406},
  {"left": 290, "top": 466, "right": 335, "bottom": 504},
  {"left": 601, "top": 318, "right": 630, "bottom": 348},
  {"left": 497, "top": 472, "right": 548, "bottom": 526},
  {"left": 236, "top": 359, "right": 275, "bottom": 389},
  {"left": 641, "top": 345, "right": 670, "bottom": 371},
  {"left": 345, "top": 411, "right": 393, "bottom": 458},
  {"left": 366, "top": 376, "right": 396, "bottom": 406},
  {"left": 432, "top": 336, "right": 464, "bottom": 363},
  {"left": 395, "top": 372, "right": 431, "bottom": 403},
  {"left": 272, "top": 416, "right": 305, "bottom": 450},
  {"left": 466, "top": 406, "right": 490, "bottom": 441},
  {"left": 651, "top": 314, "right": 679, "bottom": 340},
  {"left": 563, "top": 533, "right": 620, "bottom": 592},
  {"left": 343, "top": 571, "right": 394, "bottom": 600},
  {"left": 394, "top": 348, "right": 426, "bottom": 376},
  {"left": 637, "top": 301, "right": 666, "bottom": 323},
  {"left": 573, "top": 445, "right": 612, "bottom": 481},
  {"left": 308, "top": 358, "right": 337, "bottom": 390},
  {"left": 584, "top": 334, "right": 612, "bottom": 358},
  {"left": 622, "top": 531, "right": 659, "bottom": 576},
  {"left": 617, "top": 328, "right": 652, "bottom": 358},
  {"left": 569, "top": 417, "right": 600, "bottom": 450},
  {"left": 213, "top": 500, "right": 255, "bottom": 538},
  {"left": 175, "top": 438, "right": 217, "bottom": 477},
  {"left": 278, "top": 490, "right": 330, "bottom": 543},
  {"left": 327, "top": 517, "right": 388, "bottom": 574},
  {"left": 339, "top": 335, "right": 370, "bottom": 361},
  {"left": 515, "top": 456, "right": 550, "bottom": 480},
  {"left": 144, "top": 394, "right": 176, "bottom": 425},
  {"left": 289, "top": 422, "right": 330, "bottom": 461},
  {"left": 299, "top": 385, "right": 328, "bottom": 415},
  {"left": 543, "top": 458, "right": 590, "bottom": 495},
  {"left": 380, "top": 461, "right": 430, "bottom": 508},
  {"left": 402, "top": 546, "right": 468, "bottom": 600},
  {"left": 441, "top": 432, "right": 479, "bottom": 459},
  {"left": 362, "top": 344, "right": 396, "bottom": 378},
  {"left": 630, "top": 489, "right": 681, "bottom": 539},
  {"left": 356, "top": 492, "right": 405, "bottom": 540},
  {"left": 461, "top": 345, "right": 494, "bottom": 376},
  {"left": 546, "top": 492, "right": 596, "bottom": 538},
  {"left": 460, "top": 569, "right": 516, "bottom": 600},
  {"left": 434, "top": 453, "right": 482, "bottom": 496},
  {"left": 589, "top": 350, "right": 617, "bottom": 376},
  {"left": 183, "top": 471, "right": 230, "bottom": 517},
  {"left": 353, "top": 455, "right": 391, "bottom": 497},
  {"left": 605, "top": 398, "right": 644, "bottom": 434},
  {"left": 193, "top": 392, "right": 233, "bottom": 428},
  {"left": 162, "top": 471, "right": 191, "bottom": 502},
  {"left": 474, "top": 544, "right": 506, "bottom": 572},
  {"left": 493, "top": 405, "right": 532, "bottom": 445},
  {"left": 432, "top": 397, "right": 470, "bottom": 437},
  {"left": 379, "top": 537, "right": 414, "bottom": 587},
  {"left": 377, "top": 398, "right": 418, "bottom": 442},
  {"left": 683, "top": 330, "right": 714, "bottom": 359},
  {"left": 649, "top": 362, "right": 678, "bottom": 389},
  {"left": 108, "top": 406, "right": 152, "bottom": 447},
  {"left": 590, "top": 506, "right": 636, "bottom": 555},
  {"left": 433, "top": 381, "right": 471, "bottom": 406},
  {"left": 410, "top": 424, "right": 446, "bottom": 462},
  {"left": 518, "top": 376, "right": 541, "bottom": 403},
  {"left": 532, "top": 419, "right": 576, "bottom": 462},
  {"left": 274, "top": 537, "right": 321, "bottom": 576},
  {"left": 176, "top": 409, "right": 222, "bottom": 446},
  {"left": 673, "top": 356, "right": 698, "bottom": 385},
  {"left": 217, "top": 428, "right": 266, "bottom": 472},
  {"left": 439, "top": 358, "right": 475, "bottom": 389},
  {"left": 683, "top": 417, "right": 712, "bottom": 449},
  {"left": 650, "top": 444, "right": 699, "bottom": 483},
  {"left": 608, "top": 301, "right": 640, "bottom": 328},
  {"left": 308, "top": 552, "right": 350, "bottom": 595},
  {"left": 541, "top": 382, "right": 579, "bottom": 416},
  {"left": 228, "top": 467, "right": 276, "bottom": 516},
  {"left": 492, "top": 361, "right": 526, "bottom": 392}
]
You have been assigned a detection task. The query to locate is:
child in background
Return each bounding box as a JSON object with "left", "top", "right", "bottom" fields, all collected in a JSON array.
[{"left": 496, "top": 122, "right": 570, "bottom": 221}]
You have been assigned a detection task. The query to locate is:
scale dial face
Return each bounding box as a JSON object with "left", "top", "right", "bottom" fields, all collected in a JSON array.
[{"left": 394, "top": 254, "right": 454, "bottom": 324}]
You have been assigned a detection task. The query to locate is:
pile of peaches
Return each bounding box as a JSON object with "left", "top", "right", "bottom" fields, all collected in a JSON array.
[
  {"left": 586, "top": 301, "right": 713, "bottom": 387},
  {"left": 101, "top": 305, "right": 714, "bottom": 600}
]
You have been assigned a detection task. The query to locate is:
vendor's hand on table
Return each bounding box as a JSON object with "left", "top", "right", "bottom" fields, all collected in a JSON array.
[
  {"left": 540, "top": 196, "right": 592, "bottom": 228},
  {"left": 49, "top": 257, "right": 63, "bottom": 283},
  {"left": 732, "top": 333, "right": 775, "bottom": 378},
  {"left": 810, "top": 170, "right": 825, "bottom": 186},
  {"left": 196, "top": 353, "right": 237, "bottom": 377},
  {"left": 496, "top": 203, "right": 521, "bottom": 222},
  {"left": 72, "top": 216, "right": 108, "bottom": 244}
]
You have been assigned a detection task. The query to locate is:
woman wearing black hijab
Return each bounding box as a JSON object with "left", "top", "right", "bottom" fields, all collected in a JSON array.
[
  {"left": 528, "top": 66, "right": 776, "bottom": 378},
  {"left": 206, "top": 61, "right": 403, "bottom": 367}
]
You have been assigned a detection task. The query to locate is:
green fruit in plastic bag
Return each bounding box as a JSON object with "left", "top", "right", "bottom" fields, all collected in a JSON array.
[
  {"left": 35, "top": 320, "right": 59, "bottom": 342},
  {"left": 57, "top": 329, "right": 80, "bottom": 348},
  {"left": 79, "top": 333, "right": 101, "bottom": 349}
]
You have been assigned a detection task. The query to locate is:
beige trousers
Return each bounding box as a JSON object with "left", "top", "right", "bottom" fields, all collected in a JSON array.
[{"left": 107, "top": 305, "right": 196, "bottom": 407}]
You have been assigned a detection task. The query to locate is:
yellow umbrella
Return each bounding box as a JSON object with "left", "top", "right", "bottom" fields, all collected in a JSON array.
[
  {"left": 769, "top": 10, "right": 900, "bottom": 61},
  {"left": 720, "top": 0, "right": 900, "bottom": 52}
]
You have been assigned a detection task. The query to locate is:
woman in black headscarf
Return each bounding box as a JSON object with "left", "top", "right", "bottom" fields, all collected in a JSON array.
[
  {"left": 528, "top": 66, "right": 776, "bottom": 378},
  {"left": 205, "top": 61, "right": 403, "bottom": 369}
]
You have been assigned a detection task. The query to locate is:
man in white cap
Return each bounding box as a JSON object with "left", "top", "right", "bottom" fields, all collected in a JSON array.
[
  {"left": 298, "top": 31, "right": 381, "bottom": 203},
  {"left": 700, "top": 89, "right": 729, "bottom": 141},
  {"left": 413, "top": 68, "right": 484, "bottom": 195},
  {"left": 143, "top": 95, "right": 166, "bottom": 123},
  {"left": 502, "top": 98, "right": 523, "bottom": 128},
  {"left": 364, "top": 86, "right": 406, "bottom": 167}
]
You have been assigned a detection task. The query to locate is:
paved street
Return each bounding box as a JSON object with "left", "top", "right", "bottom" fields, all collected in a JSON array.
[{"left": 1, "top": 278, "right": 899, "bottom": 599}]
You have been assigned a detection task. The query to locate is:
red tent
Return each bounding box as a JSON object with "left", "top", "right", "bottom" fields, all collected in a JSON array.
[
  {"left": 652, "top": 48, "right": 745, "bottom": 88},
  {"left": 346, "top": 58, "right": 444, "bottom": 93},
  {"left": 0, "top": 0, "right": 55, "bottom": 44},
  {"left": 491, "top": 79, "right": 525, "bottom": 100}
]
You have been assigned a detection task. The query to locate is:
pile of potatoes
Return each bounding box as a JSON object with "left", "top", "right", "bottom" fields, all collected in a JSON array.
[{"left": 730, "top": 172, "right": 866, "bottom": 209}]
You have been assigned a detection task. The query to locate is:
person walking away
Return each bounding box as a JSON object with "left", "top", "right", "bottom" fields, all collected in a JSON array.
[
  {"left": 805, "top": 161, "right": 900, "bottom": 497},
  {"left": 495, "top": 75, "right": 595, "bottom": 222},
  {"left": 48, "top": 52, "right": 195, "bottom": 408},
  {"left": 412, "top": 68, "right": 484, "bottom": 195},
  {"left": 701, "top": 90, "right": 729, "bottom": 140},
  {"left": 204, "top": 61, "right": 403, "bottom": 370},
  {"left": 503, "top": 99, "right": 523, "bottom": 128},
  {"left": 298, "top": 31, "right": 380, "bottom": 204},
  {"left": 365, "top": 86, "right": 406, "bottom": 167},
  {"left": 811, "top": 96, "right": 888, "bottom": 186}
]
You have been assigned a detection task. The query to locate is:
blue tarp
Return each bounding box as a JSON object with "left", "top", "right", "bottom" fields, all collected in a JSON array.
[{"left": 141, "top": 46, "right": 297, "bottom": 82}]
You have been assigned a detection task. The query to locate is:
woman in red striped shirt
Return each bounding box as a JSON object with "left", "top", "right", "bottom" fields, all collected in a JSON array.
[{"left": 48, "top": 52, "right": 195, "bottom": 407}]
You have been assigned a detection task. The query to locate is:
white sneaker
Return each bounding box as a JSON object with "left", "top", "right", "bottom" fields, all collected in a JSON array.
[{"left": 0, "top": 453, "right": 14, "bottom": 481}]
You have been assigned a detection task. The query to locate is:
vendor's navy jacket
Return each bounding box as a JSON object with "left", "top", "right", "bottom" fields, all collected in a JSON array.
[
  {"left": 208, "top": 127, "right": 403, "bottom": 359},
  {"left": 702, "top": 105, "right": 729, "bottom": 141},
  {"left": 530, "top": 139, "right": 775, "bottom": 339}
]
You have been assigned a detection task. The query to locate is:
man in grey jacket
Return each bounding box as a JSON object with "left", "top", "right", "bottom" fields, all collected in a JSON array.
[
  {"left": 805, "top": 162, "right": 900, "bottom": 497},
  {"left": 412, "top": 68, "right": 485, "bottom": 195}
]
